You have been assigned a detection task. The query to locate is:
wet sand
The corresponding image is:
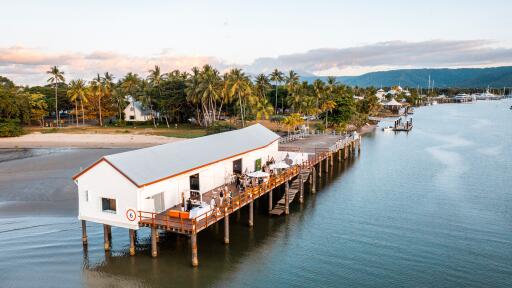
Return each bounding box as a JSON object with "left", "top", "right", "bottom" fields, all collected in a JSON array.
[
  {"left": 0, "top": 148, "right": 130, "bottom": 217},
  {"left": 0, "top": 132, "right": 181, "bottom": 149}
]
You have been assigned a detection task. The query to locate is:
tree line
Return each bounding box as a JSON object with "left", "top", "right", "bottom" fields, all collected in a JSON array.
[{"left": 1, "top": 65, "right": 388, "bottom": 132}]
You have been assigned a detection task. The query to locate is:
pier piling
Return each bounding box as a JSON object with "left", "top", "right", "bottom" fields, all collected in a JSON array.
[
  {"left": 81, "top": 220, "right": 87, "bottom": 245},
  {"left": 311, "top": 166, "right": 316, "bottom": 193},
  {"left": 285, "top": 181, "right": 290, "bottom": 215},
  {"left": 103, "top": 224, "right": 110, "bottom": 251},
  {"left": 268, "top": 189, "right": 273, "bottom": 213},
  {"left": 248, "top": 201, "right": 254, "bottom": 227},
  {"left": 151, "top": 227, "right": 157, "bottom": 257},
  {"left": 299, "top": 174, "right": 304, "bottom": 203},
  {"left": 129, "top": 229, "right": 135, "bottom": 256},
  {"left": 191, "top": 233, "right": 198, "bottom": 267},
  {"left": 224, "top": 212, "right": 230, "bottom": 244}
]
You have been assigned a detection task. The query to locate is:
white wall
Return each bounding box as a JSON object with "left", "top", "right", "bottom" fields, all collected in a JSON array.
[
  {"left": 76, "top": 140, "right": 280, "bottom": 229},
  {"left": 123, "top": 102, "right": 152, "bottom": 122},
  {"left": 76, "top": 161, "right": 140, "bottom": 230},
  {"left": 139, "top": 141, "right": 279, "bottom": 211}
]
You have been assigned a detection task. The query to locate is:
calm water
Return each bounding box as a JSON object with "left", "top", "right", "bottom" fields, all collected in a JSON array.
[{"left": 0, "top": 100, "right": 511, "bottom": 287}]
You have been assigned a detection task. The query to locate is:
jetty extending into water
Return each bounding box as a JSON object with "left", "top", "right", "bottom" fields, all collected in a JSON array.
[{"left": 76, "top": 125, "right": 361, "bottom": 267}]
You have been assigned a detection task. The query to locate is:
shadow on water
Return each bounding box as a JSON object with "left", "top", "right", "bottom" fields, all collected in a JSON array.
[{"left": 83, "top": 152, "right": 360, "bottom": 287}]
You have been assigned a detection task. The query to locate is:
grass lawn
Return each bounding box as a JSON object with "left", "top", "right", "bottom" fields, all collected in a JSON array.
[{"left": 26, "top": 123, "right": 207, "bottom": 138}]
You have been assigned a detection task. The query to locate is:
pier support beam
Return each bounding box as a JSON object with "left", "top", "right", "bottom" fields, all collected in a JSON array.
[
  {"left": 338, "top": 149, "right": 342, "bottom": 161},
  {"left": 129, "top": 229, "right": 135, "bottom": 256},
  {"left": 248, "top": 201, "right": 254, "bottom": 227},
  {"left": 325, "top": 157, "right": 329, "bottom": 173},
  {"left": 224, "top": 212, "right": 230, "bottom": 244},
  {"left": 268, "top": 189, "right": 273, "bottom": 213},
  {"left": 191, "top": 233, "right": 198, "bottom": 267},
  {"left": 151, "top": 227, "right": 157, "bottom": 258},
  {"left": 318, "top": 162, "right": 322, "bottom": 177},
  {"left": 344, "top": 145, "right": 348, "bottom": 159},
  {"left": 299, "top": 174, "right": 304, "bottom": 203},
  {"left": 81, "top": 220, "right": 87, "bottom": 245},
  {"left": 330, "top": 153, "right": 334, "bottom": 166},
  {"left": 103, "top": 224, "right": 110, "bottom": 251},
  {"left": 311, "top": 166, "right": 316, "bottom": 193},
  {"left": 285, "top": 181, "right": 290, "bottom": 215}
]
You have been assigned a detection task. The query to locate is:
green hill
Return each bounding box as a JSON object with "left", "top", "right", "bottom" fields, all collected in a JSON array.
[{"left": 304, "top": 66, "right": 512, "bottom": 88}]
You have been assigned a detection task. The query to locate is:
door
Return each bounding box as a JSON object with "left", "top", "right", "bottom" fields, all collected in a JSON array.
[
  {"left": 233, "top": 158, "right": 242, "bottom": 174},
  {"left": 152, "top": 192, "right": 165, "bottom": 213}
]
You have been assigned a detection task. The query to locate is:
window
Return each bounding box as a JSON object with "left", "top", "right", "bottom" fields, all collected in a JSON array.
[
  {"left": 130, "top": 107, "right": 134, "bottom": 111},
  {"left": 129, "top": 116, "right": 135, "bottom": 120},
  {"left": 102, "top": 198, "right": 117, "bottom": 213},
  {"left": 233, "top": 158, "right": 242, "bottom": 174},
  {"left": 190, "top": 173, "right": 200, "bottom": 191},
  {"left": 84, "top": 190, "right": 88, "bottom": 202},
  {"left": 255, "top": 158, "right": 262, "bottom": 171}
]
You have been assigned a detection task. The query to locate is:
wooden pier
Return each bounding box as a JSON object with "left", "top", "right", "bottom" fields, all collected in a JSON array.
[
  {"left": 86, "top": 131, "right": 362, "bottom": 267},
  {"left": 392, "top": 117, "right": 413, "bottom": 132}
]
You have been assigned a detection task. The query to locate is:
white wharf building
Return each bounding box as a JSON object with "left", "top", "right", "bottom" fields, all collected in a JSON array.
[{"left": 73, "top": 124, "right": 285, "bottom": 230}]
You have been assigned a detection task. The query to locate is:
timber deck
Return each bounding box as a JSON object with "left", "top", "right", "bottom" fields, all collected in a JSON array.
[{"left": 139, "top": 133, "right": 360, "bottom": 235}]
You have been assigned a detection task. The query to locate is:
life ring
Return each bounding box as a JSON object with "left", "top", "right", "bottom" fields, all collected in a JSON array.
[{"left": 126, "top": 209, "right": 137, "bottom": 221}]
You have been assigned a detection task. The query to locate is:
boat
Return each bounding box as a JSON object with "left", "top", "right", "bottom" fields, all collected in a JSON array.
[
  {"left": 382, "top": 126, "right": 394, "bottom": 132},
  {"left": 432, "top": 100, "right": 438, "bottom": 105},
  {"left": 475, "top": 88, "right": 503, "bottom": 100}
]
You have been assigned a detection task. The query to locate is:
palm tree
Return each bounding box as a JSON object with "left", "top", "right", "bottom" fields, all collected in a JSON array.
[
  {"left": 147, "top": 65, "right": 162, "bottom": 127},
  {"left": 46, "top": 66, "right": 65, "bottom": 127},
  {"left": 185, "top": 67, "right": 202, "bottom": 125},
  {"left": 228, "top": 68, "right": 251, "bottom": 127},
  {"left": 67, "top": 79, "right": 87, "bottom": 127},
  {"left": 254, "top": 74, "right": 272, "bottom": 99},
  {"left": 121, "top": 72, "right": 140, "bottom": 121},
  {"left": 312, "top": 79, "right": 325, "bottom": 110},
  {"left": 251, "top": 97, "right": 274, "bottom": 120},
  {"left": 269, "top": 69, "right": 284, "bottom": 114},
  {"left": 321, "top": 100, "right": 336, "bottom": 128},
  {"left": 90, "top": 74, "right": 104, "bottom": 126},
  {"left": 302, "top": 96, "right": 319, "bottom": 129},
  {"left": 285, "top": 70, "right": 300, "bottom": 113},
  {"left": 197, "top": 65, "right": 221, "bottom": 126}
]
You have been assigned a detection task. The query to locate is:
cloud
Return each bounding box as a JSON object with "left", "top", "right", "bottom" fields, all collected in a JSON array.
[
  {"left": 0, "top": 46, "right": 227, "bottom": 85},
  {"left": 1, "top": 40, "right": 512, "bottom": 85},
  {"left": 245, "top": 40, "right": 512, "bottom": 75}
]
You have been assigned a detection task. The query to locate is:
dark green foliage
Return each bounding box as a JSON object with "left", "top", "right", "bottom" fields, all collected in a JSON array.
[{"left": 0, "top": 119, "right": 24, "bottom": 137}]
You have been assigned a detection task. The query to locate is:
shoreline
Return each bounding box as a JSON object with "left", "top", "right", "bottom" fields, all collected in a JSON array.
[
  {"left": 0, "top": 132, "right": 182, "bottom": 149},
  {"left": 0, "top": 125, "right": 378, "bottom": 149}
]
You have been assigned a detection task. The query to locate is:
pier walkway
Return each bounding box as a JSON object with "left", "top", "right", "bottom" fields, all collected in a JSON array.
[{"left": 127, "top": 131, "right": 360, "bottom": 266}]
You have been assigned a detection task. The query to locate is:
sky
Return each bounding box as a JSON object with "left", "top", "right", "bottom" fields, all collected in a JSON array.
[{"left": 1, "top": 0, "right": 512, "bottom": 85}]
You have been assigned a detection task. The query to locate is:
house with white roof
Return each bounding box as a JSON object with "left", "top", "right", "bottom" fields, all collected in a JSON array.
[
  {"left": 73, "top": 124, "right": 289, "bottom": 230},
  {"left": 375, "top": 89, "right": 386, "bottom": 101},
  {"left": 123, "top": 96, "right": 153, "bottom": 122}
]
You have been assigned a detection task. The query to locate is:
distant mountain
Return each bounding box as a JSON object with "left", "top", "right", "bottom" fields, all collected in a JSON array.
[{"left": 302, "top": 66, "right": 512, "bottom": 88}]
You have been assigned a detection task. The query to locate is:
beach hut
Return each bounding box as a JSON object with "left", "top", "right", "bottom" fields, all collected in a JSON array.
[
  {"left": 383, "top": 98, "right": 402, "bottom": 113},
  {"left": 73, "top": 124, "right": 281, "bottom": 230}
]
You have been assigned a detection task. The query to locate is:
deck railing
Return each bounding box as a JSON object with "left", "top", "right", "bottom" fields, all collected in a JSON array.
[
  {"left": 138, "top": 136, "right": 359, "bottom": 233},
  {"left": 138, "top": 165, "right": 300, "bottom": 233}
]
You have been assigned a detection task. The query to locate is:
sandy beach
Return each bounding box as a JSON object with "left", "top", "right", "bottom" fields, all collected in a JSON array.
[{"left": 0, "top": 132, "right": 182, "bottom": 149}]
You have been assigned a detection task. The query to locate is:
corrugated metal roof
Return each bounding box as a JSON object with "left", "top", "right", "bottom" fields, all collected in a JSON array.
[{"left": 102, "top": 124, "right": 280, "bottom": 186}]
